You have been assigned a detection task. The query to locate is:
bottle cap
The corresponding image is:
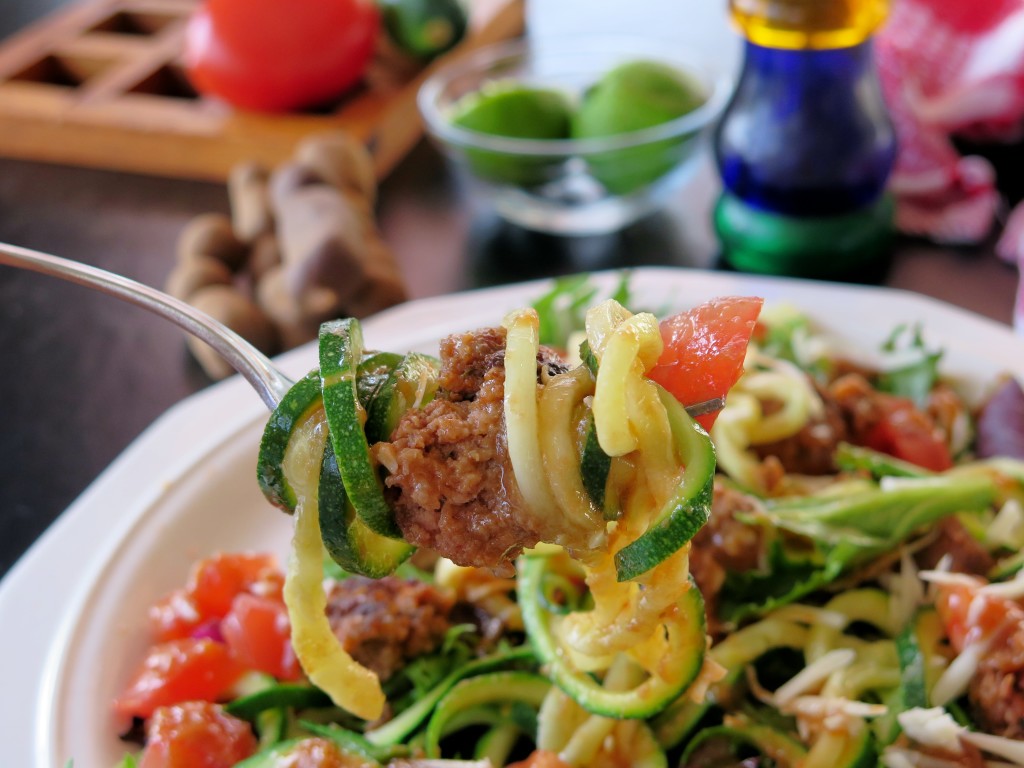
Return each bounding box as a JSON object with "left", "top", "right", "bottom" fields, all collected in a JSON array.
[{"left": 730, "top": 0, "right": 889, "bottom": 49}]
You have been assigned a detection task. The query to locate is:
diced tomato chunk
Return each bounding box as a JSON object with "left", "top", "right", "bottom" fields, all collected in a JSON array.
[
  {"left": 115, "top": 638, "right": 245, "bottom": 720},
  {"left": 187, "top": 552, "right": 281, "bottom": 619},
  {"left": 221, "top": 593, "right": 302, "bottom": 681},
  {"left": 648, "top": 296, "right": 764, "bottom": 430},
  {"left": 149, "top": 589, "right": 204, "bottom": 643},
  {"left": 269, "top": 738, "right": 354, "bottom": 768},
  {"left": 935, "top": 579, "right": 1024, "bottom": 652},
  {"left": 864, "top": 402, "right": 953, "bottom": 472},
  {"left": 139, "top": 701, "right": 256, "bottom": 768}
]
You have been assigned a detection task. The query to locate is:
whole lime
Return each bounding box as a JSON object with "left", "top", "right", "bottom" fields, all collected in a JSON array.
[
  {"left": 449, "top": 81, "right": 573, "bottom": 186},
  {"left": 572, "top": 60, "right": 706, "bottom": 194}
]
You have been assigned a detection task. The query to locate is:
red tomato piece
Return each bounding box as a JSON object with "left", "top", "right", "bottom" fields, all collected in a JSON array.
[
  {"left": 114, "top": 638, "right": 245, "bottom": 720},
  {"left": 184, "top": 0, "right": 380, "bottom": 112},
  {"left": 864, "top": 402, "right": 953, "bottom": 472},
  {"left": 149, "top": 589, "right": 204, "bottom": 643},
  {"left": 647, "top": 296, "right": 764, "bottom": 430},
  {"left": 187, "top": 552, "right": 281, "bottom": 620},
  {"left": 221, "top": 593, "right": 302, "bottom": 681},
  {"left": 139, "top": 701, "right": 256, "bottom": 768},
  {"left": 935, "top": 579, "right": 1024, "bottom": 652}
]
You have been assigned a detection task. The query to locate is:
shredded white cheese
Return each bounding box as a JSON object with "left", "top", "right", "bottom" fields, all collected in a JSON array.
[
  {"left": 774, "top": 648, "right": 856, "bottom": 705},
  {"left": 931, "top": 639, "right": 990, "bottom": 706},
  {"left": 898, "top": 707, "right": 1024, "bottom": 766},
  {"left": 898, "top": 708, "right": 963, "bottom": 754},
  {"left": 979, "top": 567, "right": 1024, "bottom": 599},
  {"left": 919, "top": 569, "right": 983, "bottom": 589}
]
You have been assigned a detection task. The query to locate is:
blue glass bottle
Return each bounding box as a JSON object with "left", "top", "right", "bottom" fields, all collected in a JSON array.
[{"left": 714, "top": 0, "right": 897, "bottom": 278}]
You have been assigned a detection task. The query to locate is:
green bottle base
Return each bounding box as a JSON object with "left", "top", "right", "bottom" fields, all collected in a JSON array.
[{"left": 714, "top": 192, "right": 894, "bottom": 279}]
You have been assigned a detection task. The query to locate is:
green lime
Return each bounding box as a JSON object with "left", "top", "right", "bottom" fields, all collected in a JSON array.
[
  {"left": 449, "top": 81, "right": 573, "bottom": 186},
  {"left": 572, "top": 60, "right": 706, "bottom": 194}
]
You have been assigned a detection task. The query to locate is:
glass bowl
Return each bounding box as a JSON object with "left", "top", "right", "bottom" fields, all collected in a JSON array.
[{"left": 417, "top": 37, "right": 731, "bottom": 236}]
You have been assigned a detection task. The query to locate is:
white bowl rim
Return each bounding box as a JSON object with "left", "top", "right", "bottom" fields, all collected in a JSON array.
[{"left": 417, "top": 36, "right": 733, "bottom": 157}]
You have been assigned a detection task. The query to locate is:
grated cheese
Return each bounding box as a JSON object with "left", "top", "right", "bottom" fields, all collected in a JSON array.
[
  {"left": 931, "top": 638, "right": 990, "bottom": 706},
  {"left": 774, "top": 648, "right": 855, "bottom": 705},
  {"left": 898, "top": 707, "right": 1024, "bottom": 766}
]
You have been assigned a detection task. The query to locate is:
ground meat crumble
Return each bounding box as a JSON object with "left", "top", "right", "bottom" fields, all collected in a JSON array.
[
  {"left": 373, "top": 327, "right": 566, "bottom": 575},
  {"left": 325, "top": 576, "right": 453, "bottom": 681}
]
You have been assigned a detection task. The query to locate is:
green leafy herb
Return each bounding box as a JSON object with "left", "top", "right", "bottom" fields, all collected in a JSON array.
[
  {"left": 721, "top": 473, "right": 997, "bottom": 622},
  {"left": 756, "top": 305, "right": 830, "bottom": 379},
  {"left": 834, "top": 442, "right": 932, "bottom": 479},
  {"left": 392, "top": 623, "right": 478, "bottom": 702},
  {"left": 877, "top": 324, "right": 943, "bottom": 406},
  {"left": 720, "top": 539, "right": 848, "bottom": 624},
  {"left": 531, "top": 272, "right": 633, "bottom": 348}
]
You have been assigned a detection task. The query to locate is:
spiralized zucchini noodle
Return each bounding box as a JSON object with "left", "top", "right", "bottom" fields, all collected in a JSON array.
[
  {"left": 114, "top": 286, "right": 1024, "bottom": 768},
  {"left": 274, "top": 301, "right": 716, "bottom": 724},
  {"left": 712, "top": 347, "right": 824, "bottom": 492}
]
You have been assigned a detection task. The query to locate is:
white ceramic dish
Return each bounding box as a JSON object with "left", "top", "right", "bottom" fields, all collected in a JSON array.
[{"left": 2, "top": 268, "right": 1022, "bottom": 766}]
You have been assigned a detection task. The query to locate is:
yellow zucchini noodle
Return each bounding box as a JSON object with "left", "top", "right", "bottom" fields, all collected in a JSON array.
[
  {"left": 504, "top": 302, "right": 714, "bottom": 702},
  {"left": 712, "top": 348, "right": 824, "bottom": 491},
  {"left": 281, "top": 408, "right": 387, "bottom": 721},
  {"left": 276, "top": 300, "right": 711, "bottom": 726}
]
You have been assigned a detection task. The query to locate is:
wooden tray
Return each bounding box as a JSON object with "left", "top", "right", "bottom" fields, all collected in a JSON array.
[{"left": 0, "top": 0, "right": 523, "bottom": 181}]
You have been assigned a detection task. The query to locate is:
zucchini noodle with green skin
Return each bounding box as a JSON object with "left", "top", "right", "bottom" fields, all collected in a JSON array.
[{"left": 262, "top": 300, "right": 719, "bottom": 727}]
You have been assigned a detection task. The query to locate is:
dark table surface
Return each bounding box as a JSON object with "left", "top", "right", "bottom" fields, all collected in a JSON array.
[{"left": 1, "top": 135, "right": 1022, "bottom": 581}]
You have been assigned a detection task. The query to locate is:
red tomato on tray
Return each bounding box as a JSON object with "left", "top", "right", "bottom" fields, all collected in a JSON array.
[
  {"left": 648, "top": 296, "right": 764, "bottom": 431},
  {"left": 184, "top": 0, "right": 380, "bottom": 112}
]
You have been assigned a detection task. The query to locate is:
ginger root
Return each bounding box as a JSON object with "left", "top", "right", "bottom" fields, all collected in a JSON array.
[{"left": 170, "top": 131, "right": 408, "bottom": 380}]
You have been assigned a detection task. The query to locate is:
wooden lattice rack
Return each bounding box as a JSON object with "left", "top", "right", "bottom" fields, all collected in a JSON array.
[{"left": 0, "top": 0, "right": 523, "bottom": 181}]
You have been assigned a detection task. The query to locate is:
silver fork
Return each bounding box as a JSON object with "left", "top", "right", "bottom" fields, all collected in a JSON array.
[{"left": 0, "top": 241, "right": 725, "bottom": 418}]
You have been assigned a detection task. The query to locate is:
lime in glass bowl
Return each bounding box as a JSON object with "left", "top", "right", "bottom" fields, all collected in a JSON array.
[{"left": 418, "top": 37, "right": 730, "bottom": 235}]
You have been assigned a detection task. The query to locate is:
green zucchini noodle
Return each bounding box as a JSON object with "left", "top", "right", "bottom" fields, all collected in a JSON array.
[{"left": 512, "top": 301, "right": 719, "bottom": 725}]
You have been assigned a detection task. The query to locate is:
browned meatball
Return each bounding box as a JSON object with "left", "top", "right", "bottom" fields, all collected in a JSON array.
[
  {"left": 915, "top": 517, "right": 994, "bottom": 576},
  {"left": 375, "top": 327, "right": 566, "bottom": 575},
  {"left": 970, "top": 624, "right": 1024, "bottom": 739},
  {"left": 753, "top": 381, "right": 848, "bottom": 475},
  {"left": 436, "top": 327, "right": 507, "bottom": 401},
  {"left": 325, "top": 576, "right": 453, "bottom": 681}
]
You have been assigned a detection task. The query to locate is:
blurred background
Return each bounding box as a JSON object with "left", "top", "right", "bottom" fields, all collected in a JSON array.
[{"left": 1, "top": 0, "right": 1022, "bottom": 578}]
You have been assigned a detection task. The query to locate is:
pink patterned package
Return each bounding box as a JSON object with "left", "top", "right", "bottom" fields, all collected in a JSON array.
[{"left": 875, "top": 0, "right": 1024, "bottom": 329}]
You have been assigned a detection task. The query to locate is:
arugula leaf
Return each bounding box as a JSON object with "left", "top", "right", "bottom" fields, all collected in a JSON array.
[
  {"left": 720, "top": 473, "right": 997, "bottom": 622},
  {"left": 834, "top": 442, "right": 931, "bottom": 479},
  {"left": 877, "top": 324, "right": 943, "bottom": 407},
  {"left": 530, "top": 271, "right": 633, "bottom": 348},
  {"left": 392, "top": 623, "right": 477, "bottom": 700},
  {"left": 756, "top": 304, "right": 830, "bottom": 378},
  {"left": 719, "top": 539, "right": 849, "bottom": 624}
]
